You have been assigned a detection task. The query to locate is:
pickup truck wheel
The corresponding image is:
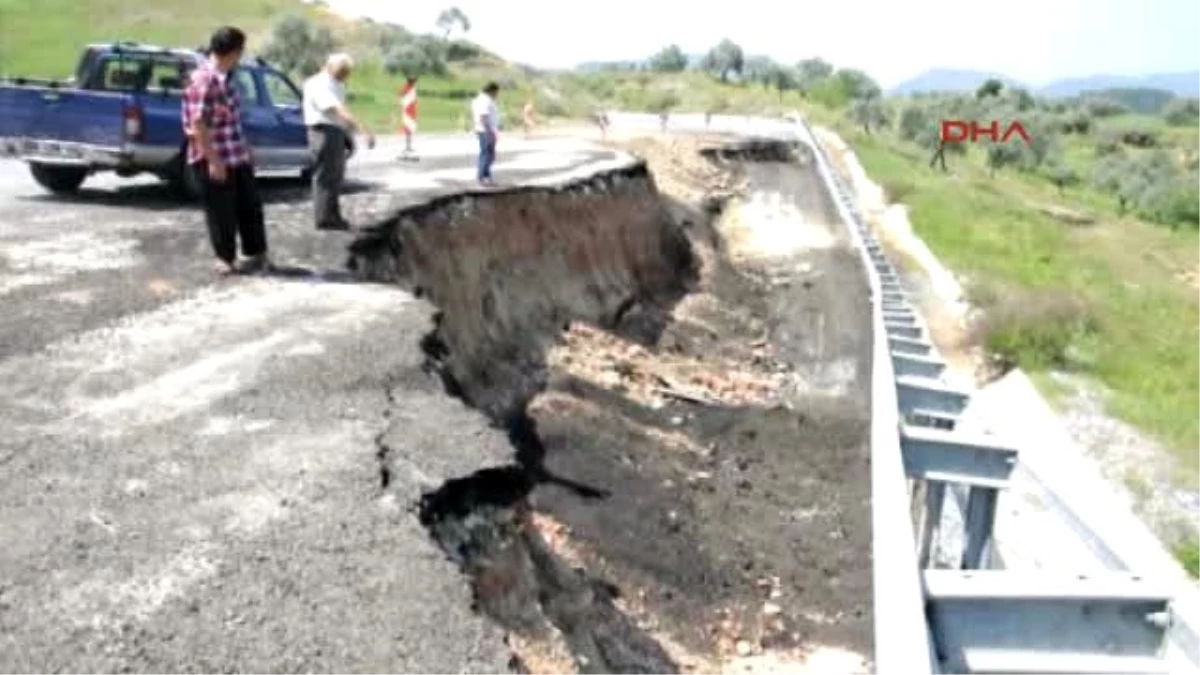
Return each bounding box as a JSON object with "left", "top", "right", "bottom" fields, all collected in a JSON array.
[{"left": 29, "top": 163, "right": 88, "bottom": 194}]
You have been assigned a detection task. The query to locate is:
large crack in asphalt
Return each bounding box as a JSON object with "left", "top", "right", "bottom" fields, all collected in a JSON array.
[{"left": 348, "top": 144, "right": 803, "bottom": 673}]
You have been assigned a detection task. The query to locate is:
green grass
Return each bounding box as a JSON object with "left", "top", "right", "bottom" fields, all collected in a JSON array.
[
  {"left": 0, "top": 0, "right": 814, "bottom": 134},
  {"left": 0, "top": 0, "right": 303, "bottom": 77},
  {"left": 812, "top": 108, "right": 1199, "bottom": 478},
  {"left": 0, "top": 0, "right": 531, "bottom": 134},
  {"left": 1175, "top": 539, "right": 1200, "bottom": 579}
]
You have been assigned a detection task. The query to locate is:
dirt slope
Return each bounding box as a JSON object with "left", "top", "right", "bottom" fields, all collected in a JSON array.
[{"left": 358, "top": 134, "right": 874, "bottom": 673}]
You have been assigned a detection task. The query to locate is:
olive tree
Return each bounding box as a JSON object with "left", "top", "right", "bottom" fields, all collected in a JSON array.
[
  {"left": 648, "top": 44, "right": 688, "bottom": 73},
  {"left": 261, "top": 15, "right": 338, "bottom": 77},
  {"left": 384, "top": 39, "right": 447, "bottom": 79},
  {"left": 435, "top": 7, "right": 471, "bottom": 40},
  {"left": 766, "top": 65, "right": 797, "bottom": 101},
  {"left": 1043, "top": 160, "right": 1080, "bottom": 195},
  {"left": 795, "top": 58, "right": 833, "bottom": 88},
  {"left": 848, "top": 94, "right": 887, "bottom": 135},
  {"left": 976, "top": 78, "right": 1004, "bottom": 99},
  {"left": 742, "top": 56, "right": 778, "bottom": 88},
  {"left": 835, "top": 68, "right": 881, "bottom": 100},
  {"left": 701, "top": 39, "right": 744, "bottom": 82}
]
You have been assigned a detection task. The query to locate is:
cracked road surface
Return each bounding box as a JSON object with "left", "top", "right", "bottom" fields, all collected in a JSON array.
[{"left": 0, "top": 135, "right": 628, "bottom": 672}]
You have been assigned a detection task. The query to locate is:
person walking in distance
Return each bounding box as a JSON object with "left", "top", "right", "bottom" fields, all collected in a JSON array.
[
  {"left": 592, "top": 109, "right": 610, "bottom": 140},
  {"left": 181, "top": 26, "right": 271, "bottom": 276},
  {"left": 522, "top": 97, "right": 537, "bottom": 138},
  {"left": 302, "top": 53, "right": 375, "bottom": 230},
  {"left": 471, "top": 82, "right": 500, "bottom": 186}
]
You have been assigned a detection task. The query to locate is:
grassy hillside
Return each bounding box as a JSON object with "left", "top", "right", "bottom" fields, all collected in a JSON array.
[
  {"left": 0, "top": 0, "right": 535, "bottom": 132},
  {"left": 0, "top": 1, "right": 817, "bottom": 133},
  {"left": 819, "top": 108, "right": 1198, "bottom": 463},
  {"left": 0, "top": 0, "right": 303, "bottom": 75}
]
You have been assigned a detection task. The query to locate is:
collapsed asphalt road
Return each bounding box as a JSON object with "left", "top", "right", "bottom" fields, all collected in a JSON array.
[
  {"left": 0, "top": 137, "right": 623, "bottom": 672},
  {"left": 0, "top": 129, "right": 873, "bottom": 673}
]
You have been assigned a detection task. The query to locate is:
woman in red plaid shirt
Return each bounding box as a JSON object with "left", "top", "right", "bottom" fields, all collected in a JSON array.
[{"left": 182, "top": 26, "right": 270, "bottom": 276}]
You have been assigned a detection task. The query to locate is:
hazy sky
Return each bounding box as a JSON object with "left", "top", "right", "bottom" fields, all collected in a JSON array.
[{"left": 323, "top": 0, "right": 1199, "bottom": 87}]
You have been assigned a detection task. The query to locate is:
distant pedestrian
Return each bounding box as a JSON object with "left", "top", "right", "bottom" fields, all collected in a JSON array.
[
  {"left": 471, "top": 82, "right": 500, "bottom": 186},
  {"left": 182, "top": 26, "right": 270, "bottom": 276},
  {"left": 303, "top": 52, "right": 375, "bottom": 231},
  {"left": 522, "top": 98, "right": 538, "bottom": 138},
  {"left": 593, "top": 110, "right": 610, "bottom": 140},
  {"left": 397, "top": 76, "right": 418, "bottom": 158}
]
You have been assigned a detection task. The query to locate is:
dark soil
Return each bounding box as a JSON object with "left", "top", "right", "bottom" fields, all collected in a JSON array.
[
  {"left": 528, "top": 157, "right": 874, "bottom": 669},
  {"left": 381, "top": 139, "right": 874, "bottom": 672}
]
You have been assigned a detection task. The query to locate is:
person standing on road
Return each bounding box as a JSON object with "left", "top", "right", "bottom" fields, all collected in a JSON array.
[
  {"left": 302, "top": 53, "right": 376, "bottom": 231},
  {"left": 522, "top": 97, "right": 537, "bottom": 138},
  {"left": 471, "top": 82, "right": 500, "bottom": 186},
  {"left": 182, "top": 26, "right": 271, "bottom": 277},
  {"left": 592, "top": 109, "right": 610, "bottom": 140}
]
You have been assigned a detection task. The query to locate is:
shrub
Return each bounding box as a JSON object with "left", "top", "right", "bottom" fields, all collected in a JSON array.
[
  {"left": 1163, "top": 97, "right": 1200, "bottom": 126},
  {"left": 1058, "top": 110, "right": 1092, "bottom": 134},
  {"left": 1120, "top": 129, "right": 1158, "bottom": 148},
  {"left": 1175, "top": 539, "right": 1200, "bottom": 579},
  {"left": 881, "top": 178, "right": 916, "bottom": 202},
  {"left": 969, "top": 288, "right": 1098, "bottom": 375},
  {"left": 1082, "top": 97, "right": 1128, "bottom": 117},
  {"left": 897, "top": 105, "right": 929, "bottom": 142},
  {"left": 645, "top": 90, "right": 681, "bottom": 113},
  {"left": 1093, "top": 131, "right": 1124, "bottom": 156},
  {"left": 383, "top": 41, "right": 447, "bottom": 79},
  {"left": 444, "top": 39, "right": 482, "bottom": 62},
  {"left": 1044, "top": 161, "right": 1080, "bottom": 194}
]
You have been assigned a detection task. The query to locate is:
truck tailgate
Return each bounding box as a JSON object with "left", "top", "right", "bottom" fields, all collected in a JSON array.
[{"left": 0, "top": 85, "right": 128, "bottom": 146}]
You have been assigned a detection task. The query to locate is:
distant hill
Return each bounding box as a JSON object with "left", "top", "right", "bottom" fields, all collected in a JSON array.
[
  {"left": 1039, "top": 71, "right": 1199, "bottom": 98},
  {"left": 889, "top": 69, "right": 1027, "bottom": 95},
  {"left": 891, "top": 68, "right": 1199, "bottom": 98},
  {"left": 574, "top": 52, "right": 708, "bottom": 73},
  {"left": 574, "top": 60, "right": 646, "bottom": 73},
  {"left": 1075, "top": 88, "right": 1179, "bottom": 114}
]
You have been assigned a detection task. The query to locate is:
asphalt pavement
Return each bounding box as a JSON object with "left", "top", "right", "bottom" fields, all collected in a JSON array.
[{"left": 0, "top": 134, "right": 631, "bottom": 671}]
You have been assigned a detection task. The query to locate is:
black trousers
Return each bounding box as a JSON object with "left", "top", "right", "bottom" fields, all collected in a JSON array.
[
  {"left": 192, "top": 161, "right": 267, "bottom": 264},
  {"left": 308, "top": 124, "right": 348, "bottom": 227}
]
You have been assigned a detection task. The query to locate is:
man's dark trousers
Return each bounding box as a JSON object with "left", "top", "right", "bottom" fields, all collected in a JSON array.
[
  {"left": 308, "top": 124, "right": 348, "bottom": 228},
  {"left": 193, "top": 161, "right": 267, "bottom": 264},
  {"left": 476, "top": 131, "right": 495, "bottom": 181}
]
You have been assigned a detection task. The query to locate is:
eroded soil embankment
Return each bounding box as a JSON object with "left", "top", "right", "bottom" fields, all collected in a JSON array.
[
  {"left": 349, "top": 162, "right": 695, "bottom": 422},
  {"left": 350, "top": 161, "right": 700, "bottom": 672},
  {"left": 348, "top": 140, "right": 873, "bottom": 673}
]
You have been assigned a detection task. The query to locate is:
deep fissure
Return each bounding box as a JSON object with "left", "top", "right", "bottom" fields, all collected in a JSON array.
[{"left": 353, "top": 141, "right": 802, "bottom": 673}]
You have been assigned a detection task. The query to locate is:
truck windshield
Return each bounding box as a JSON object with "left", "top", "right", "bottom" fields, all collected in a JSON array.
[{"left": 260, "top": 70, "right": 301, "bottom": 107}]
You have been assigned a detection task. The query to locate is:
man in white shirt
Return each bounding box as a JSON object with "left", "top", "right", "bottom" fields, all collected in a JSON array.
[
  {"left": 302, "top": 53, "right": 375, "bottom": 231},
  {"left": 471, "top": 82, "right": 500, "bottom": 185}
]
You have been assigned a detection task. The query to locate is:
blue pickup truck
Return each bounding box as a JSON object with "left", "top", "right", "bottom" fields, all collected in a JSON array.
[{"left": 0, "top": 42, "right": 312, "bottom": 198}]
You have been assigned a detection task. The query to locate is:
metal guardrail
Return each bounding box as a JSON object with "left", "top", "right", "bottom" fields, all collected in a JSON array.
[
  {"left": 791, "top": 114, "right": 1197, "bottom": 675},
  {"left": 792, "top": 118, "right": 935, "bottom": 673},
  {"left": 601, "top": 110, "right": 1194, "bottom": 673}
]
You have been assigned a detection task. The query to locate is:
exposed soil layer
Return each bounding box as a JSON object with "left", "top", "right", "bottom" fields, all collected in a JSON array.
[
  {"left": 353, "top": 136, "right": 874, "bottom": 673},
  {"left": 349, "top": 162, "right": 696, "bottom": 421}
]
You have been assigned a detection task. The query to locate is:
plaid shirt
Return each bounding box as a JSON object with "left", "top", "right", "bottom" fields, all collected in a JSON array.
[{"left": 181, "top": 60, "right": 251, "bottom": 166}]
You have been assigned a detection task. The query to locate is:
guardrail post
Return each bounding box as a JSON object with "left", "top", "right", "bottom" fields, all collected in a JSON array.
[
  {"left": 961, "top": 486, "right": 1000, "bottom": 569},
  {"left": 919, "top": 480, "right": 947, "bottom": 568}
]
